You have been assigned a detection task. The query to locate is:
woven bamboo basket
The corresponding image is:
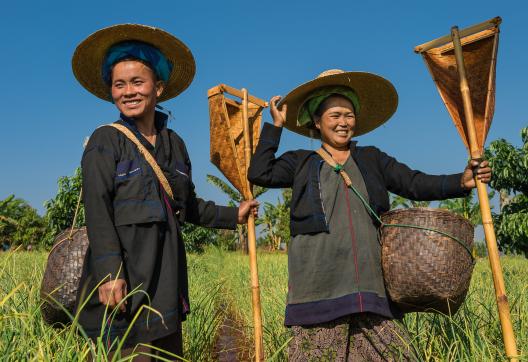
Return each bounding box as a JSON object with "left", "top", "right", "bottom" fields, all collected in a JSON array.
[
  {"left": 381, "top": 208, "right": 474, "bottom": 314},
  {"left": 40, "top": 227, "right": 89, "bottom": 325}
]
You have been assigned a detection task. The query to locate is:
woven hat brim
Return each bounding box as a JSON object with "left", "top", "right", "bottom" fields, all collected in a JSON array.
[
  {"left": 72, "top": 24, "right": 196, "bottom": 102},
  {"left": 279, "top": 72, "right": 398, "bottom": 138}
]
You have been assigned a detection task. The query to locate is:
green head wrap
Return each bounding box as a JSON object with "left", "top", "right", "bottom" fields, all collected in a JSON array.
[{"left": 298, "top": 86, "right": 360, "bottom": 127}]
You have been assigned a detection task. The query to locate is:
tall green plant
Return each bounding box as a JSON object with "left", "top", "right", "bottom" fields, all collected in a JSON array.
[
  {"left": 43, "top": 167, "right": 84, "bottom": 248},
  {"left": 257, "top": 189, "right": 291, "bottom": 250},
  {"left": 485, "top": 126, "right": 528, "bottom": 256},
  {"left": 390, "top": 193, "right": 431, "bottom": 209},
  {"left": 439, "top": 190, "right": 494, "bottom": 226},
  {"left": 0, "top": 195, "right": 45, "bottom": 248},
  {"left": 181, "top": 223, "right": 220, "bottom": 253},
  {"left": 206, "top": 174, "right": 268, "bottom": 252}
]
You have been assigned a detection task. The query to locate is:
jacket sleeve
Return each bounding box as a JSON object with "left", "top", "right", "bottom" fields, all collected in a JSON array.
[
  {"left": 247, "top": 123, "right": 298, "bottom": 188},
  {"left": 376, "top": 147, "right": 470, "bottom": 200},
  {"left": 81, "top": 128, "right": 123, "bottom": 283},
  {"left": 179, "top": 139, "right": 238, "bottom": 230}
]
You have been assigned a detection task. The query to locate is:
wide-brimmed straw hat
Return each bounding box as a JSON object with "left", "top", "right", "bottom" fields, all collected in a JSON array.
[
  {"left": 279, "top": 69, "right": 398, "bottom": 138},
  {"left": 72, "top": 24, "right": 195, "bottom": 102}
]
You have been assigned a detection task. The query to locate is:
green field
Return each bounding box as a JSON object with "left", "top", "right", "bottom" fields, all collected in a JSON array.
[{"left": 0, "top": 249, "right": 526, "bottom": 361}]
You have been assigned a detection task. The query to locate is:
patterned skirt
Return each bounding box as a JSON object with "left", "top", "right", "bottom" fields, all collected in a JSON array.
[{"left": 288, "top": 313, "right": 419, "bottom": 361}]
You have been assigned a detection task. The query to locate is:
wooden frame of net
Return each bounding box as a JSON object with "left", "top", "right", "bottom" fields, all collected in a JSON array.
[
  {"left": 415, "top": 17, "right": 519, "bottom": 361},
  {"left": 208, "top": 84, "right": 268, "bottom": 361}
]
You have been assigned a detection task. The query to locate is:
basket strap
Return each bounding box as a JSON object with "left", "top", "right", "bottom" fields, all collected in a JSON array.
[
  {"left": 315, "top": 148, "right": 353, "bottom": 187},
  {"left": 68, "top": 187, "right": 83, "bottom": 239},
  {"left": 315, "top": 148, "right": 474, "bottom": 260},
  {"left": 108, "top": 123, "right": 174, "bottom": 200}
]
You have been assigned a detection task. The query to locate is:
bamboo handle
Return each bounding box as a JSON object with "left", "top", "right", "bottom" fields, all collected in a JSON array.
[
  {"left": 452, "top": 27, "right": 518, "bottom": 362},
  {"left": 242, "top": 88, "right": 264, "bottom": 361}
]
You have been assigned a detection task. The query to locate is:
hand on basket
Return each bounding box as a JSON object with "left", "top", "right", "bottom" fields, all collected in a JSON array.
[
  {"left": 270, "top": 95, "right": 287, "bottom": 127},
  {"left": 461, "top": 159, "right": 492, "bottom": 190},
  {"left": 99, "top": 278, "right": 127, "bottom": 312},
  {"left": 238, "top": 200, "right": 260, "bottom": 224}
]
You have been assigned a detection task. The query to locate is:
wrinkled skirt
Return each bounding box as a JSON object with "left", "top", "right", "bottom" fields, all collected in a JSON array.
[{"left": 288, "top": 313, "right": 418, "bottom": 361}]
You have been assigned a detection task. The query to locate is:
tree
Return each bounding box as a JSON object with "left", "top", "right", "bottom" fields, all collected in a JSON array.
[
  {"left": 0, "top": 195, "right": 46, "bottom": 249},
  {"left": 258, "top": 189, "right": 291, "bottom": 250},
  {"left": 485, "top": 126, "right": 528, "bottom": 256},
  {"left": 438, "top": 190, "right": 494, "bottom": 226},
  {"left": 43, "top": 167, "right": 84, "bottom": 248},
  {"left": 180, "top": 222, "right": 220, "bottom": 253},
  {"left": 206, "top": 174, "right": 268, "bottom": 252}
]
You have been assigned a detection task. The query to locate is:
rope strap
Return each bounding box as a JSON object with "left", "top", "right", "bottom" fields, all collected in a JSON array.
[
  {"left": 315, "top": 148, "right": 474, "bottom": 261},
  {"left": 108, "top": 124, "right": 174, "bottom": 200}
]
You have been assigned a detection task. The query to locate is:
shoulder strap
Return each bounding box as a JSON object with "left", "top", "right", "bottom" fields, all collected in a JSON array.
[
  {"left": 108, "top": 123, "right": 174, "bottom": 200},
  {"left": 315, "top": 148, "right": 353, "bottom": 187}
]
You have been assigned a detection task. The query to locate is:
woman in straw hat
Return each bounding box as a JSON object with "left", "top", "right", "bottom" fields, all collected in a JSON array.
[
  {"left": 248, "top": 69, "right": 491, "bottom": 361},
  {"left": 72, "top": 24, "right": 257, "bottom": 359}
]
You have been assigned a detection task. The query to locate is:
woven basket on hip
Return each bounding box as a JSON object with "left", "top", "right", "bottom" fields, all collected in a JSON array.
[
  {"left": 381, "top": 207, "right": 474, "bottom": 314},
  {"left": 40, "top": 227, "right": 89, "bottom": 325}
]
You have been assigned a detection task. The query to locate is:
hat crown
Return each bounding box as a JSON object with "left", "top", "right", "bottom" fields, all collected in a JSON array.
[{"left": 316, "top": 69, "right": 345, "bottom": 78}]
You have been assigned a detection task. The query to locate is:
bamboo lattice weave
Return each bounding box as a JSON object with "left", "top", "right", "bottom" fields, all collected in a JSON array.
[
  {"left": 209, "top": 93, "right": 262, "bottom": 200},
  {"left": 381, "top": 208, "right": 474, "bottom": 314},
  {"left": 420, "top": 28, "right": 499, "bottom": 153},
  {"left": 40, "top": 227, "right": 89, "bottom": 325}
]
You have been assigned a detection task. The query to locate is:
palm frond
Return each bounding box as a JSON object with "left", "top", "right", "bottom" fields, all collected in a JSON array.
[{"left": 206, "top": 175, "right": 242, "bottom": 202}]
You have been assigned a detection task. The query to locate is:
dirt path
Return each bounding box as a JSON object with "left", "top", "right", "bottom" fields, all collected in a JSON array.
[{"left": 214, "top": 310, "right": 252, "bottom": 361}]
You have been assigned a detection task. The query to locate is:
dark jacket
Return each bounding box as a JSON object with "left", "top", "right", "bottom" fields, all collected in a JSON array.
[
  {"left": 248, "top": 123, "right": 468, "bottom": 236},
  {"left": 81, "top": 112, "right": 237, "bottom": 283}
]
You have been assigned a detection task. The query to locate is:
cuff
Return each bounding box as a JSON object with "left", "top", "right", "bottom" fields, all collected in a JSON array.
[
  {"left": 259, "top": 123, "right": 283, "bottom": 146},
  {"left": 213, "top": 206, "right": 239, "bottom": 230},
  {"left": 93, "top": 253, "right": 124, "bottom": 283},
  {"left": 442, "top": 173, "right": 470, "bottom": 198}
]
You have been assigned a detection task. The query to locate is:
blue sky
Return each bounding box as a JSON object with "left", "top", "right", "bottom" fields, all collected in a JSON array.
[{"left": 1, "top": 1, "right": 526, "bottom": 215}]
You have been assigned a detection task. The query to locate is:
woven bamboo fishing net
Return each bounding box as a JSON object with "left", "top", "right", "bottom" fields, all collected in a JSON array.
[
  {"left": 209, "top": 91, "right": 263, "bottom": 199},
  {"left": 381, "top": 208, "right": 474, "bottom": 314},
  {"left": 40, "top": 227, "right": 89, "bottom": 325},
  {"left": 418, "top": 25, "right": 499, "bottom": 153}
]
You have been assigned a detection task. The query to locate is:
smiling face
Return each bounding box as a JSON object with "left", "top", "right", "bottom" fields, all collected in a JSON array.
[
  {"left": 314, "top": 95, "right": 356, "bottom": 149},
  {"left": 110, "top": 60, "right": 164, "bottom": 122}
]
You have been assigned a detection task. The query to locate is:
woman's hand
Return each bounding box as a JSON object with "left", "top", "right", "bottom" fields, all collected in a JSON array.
[
  {"left": 270, "top": 96, "right": 287, "bottom": 127},
  {"left": 461, "top": 159, "right": 492, "bottom": 189},
  {"left": 238, "top": 200, "right": 260, "bottom": 224},
  {"left": 98, "top": 278, "right": 127, "bottom": 312}
]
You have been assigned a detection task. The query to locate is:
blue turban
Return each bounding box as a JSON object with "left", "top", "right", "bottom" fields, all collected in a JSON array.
[{"left": 102, "top": 41, "right": 173, "bottom": 85}]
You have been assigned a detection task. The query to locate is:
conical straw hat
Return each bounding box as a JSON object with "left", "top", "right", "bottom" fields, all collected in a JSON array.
[
  {"left": 72, "top": 24, "right": 195, "bottom": 102},
  {"left": 280, "top": 69, "right": 398, "bottom": 138}
]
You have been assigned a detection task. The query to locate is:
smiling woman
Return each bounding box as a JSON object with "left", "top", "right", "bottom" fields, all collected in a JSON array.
[
  {"left": 70, "top": 24, "right": 258, "bottom": 360},
  {"left": 248, "top": 69, "right": 492, "bottom": 361}
]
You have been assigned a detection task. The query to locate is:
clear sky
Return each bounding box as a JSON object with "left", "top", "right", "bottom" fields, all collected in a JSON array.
[{"left": 1, "top": 1, "right": 526, "bottom": 214}]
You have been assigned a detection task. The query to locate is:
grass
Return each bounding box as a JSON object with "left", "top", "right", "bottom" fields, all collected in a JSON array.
[{"left": 0, "top": 248, "right": 526, "bottom": 361}]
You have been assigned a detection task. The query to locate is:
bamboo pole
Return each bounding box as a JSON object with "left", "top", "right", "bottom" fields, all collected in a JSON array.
[
  {"left": 241, "top": 88, "right": 264, "bottom": 361},
  {"left": 451, "top": 26, "right": 519, "bottom": 362}
]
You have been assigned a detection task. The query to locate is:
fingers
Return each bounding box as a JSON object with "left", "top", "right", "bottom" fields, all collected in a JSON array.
[
  {"left": 237, "top": 200, "right": 260, "bottom": 223},
  {"left": 250, "top": 200, "right": 260, "bottom": 217},
  {"left": 466, "top": 159, "right": 492, "bottom": 184},
  {"left": 270, "top": 95, "right": 286, "bottom": 127},
  {"left": 281, "top": 103, "right": 288, "bottom": 117},
  {"left": 270, "top": 95, "right": 282, "bottom": 108},
  {"left": 98, "top": 279, "right": 127, "bottom": 312},
  {"left": 113, "top": 285, "right": 127, "bottom": 313}
]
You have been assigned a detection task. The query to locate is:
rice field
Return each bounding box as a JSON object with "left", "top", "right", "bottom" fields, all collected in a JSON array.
[{"left": 0, "top": 248, "right": 526, "bottom": 361}]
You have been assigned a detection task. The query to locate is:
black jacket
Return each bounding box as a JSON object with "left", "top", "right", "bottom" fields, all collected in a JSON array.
[
  {"left": 81, "top": 112, "right": 237, "bottom": 282},
  {"left": 248, "top": 123, "right": 468, "bottom": 236}
]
